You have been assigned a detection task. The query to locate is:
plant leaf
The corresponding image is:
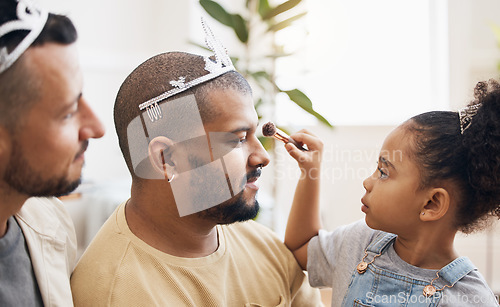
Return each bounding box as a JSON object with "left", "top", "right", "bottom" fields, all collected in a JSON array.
[
  {"left": 258, "top": 0, "right": 271, "bottom": 18},
  {"left": 200, "top": 0, "right": 233, "bottom": 27},
  {"left": 250, "top": 70, "right": 271, "bottom": 80},
  {"left": 199, "top": 0, "right": 249, "bottom": 43},
  {"left": 490, "top": 23, "right": 500, "bottom": 42},
  {"left": 189, "top": 41, "right": 240, "bottom": 65},
  {"left": 188, "top": 40, "right": 212, "bottom": 52},
  {"left": 490, "top": 23, "right": 500, "bottom": 50},
  {"left": 258, "top": 136, "right": 274, "bottom": 151},
  {"left": 254, "top": 97, "right": 264, "bottom": 110},
  {"left": 263, "top": 0, "right": 302, "bottom": 20},
  {"left": 230, "top": 14, "right": 249, "bottom": 43},
  {"left": 230, "top": 56, "right": 240, "bottom": 65},
  {"left": 266, "top": 52, "right": 293, "bottom": 58},
  {"left": 247, "top": 71, "right": 273, "bottom": 90},
  {"left": 277, "top": 125, "right": 291, "bottom": 136},
  {"left": 268, "top": 12, "right": 307, "bottom": 32},
  {"left": 283, "top": 89, "right": 333, "bottom": 127}
]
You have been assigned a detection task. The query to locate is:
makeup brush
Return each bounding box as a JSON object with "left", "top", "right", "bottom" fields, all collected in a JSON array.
[{"left": 262, "top": 122, "right": 307, "bottom": 151}]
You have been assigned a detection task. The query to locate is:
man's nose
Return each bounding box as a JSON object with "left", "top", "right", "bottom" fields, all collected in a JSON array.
[{"left": 79, "top": 98, "right": 105, "bottom": 140}]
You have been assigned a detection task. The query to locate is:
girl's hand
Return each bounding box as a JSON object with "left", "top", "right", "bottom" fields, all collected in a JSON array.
[
  {"left": 285, "top": 129, "right": 323, "bottom": 171},
  {"left": 284, "top": 130, "right": 323, "bottom": 269}
]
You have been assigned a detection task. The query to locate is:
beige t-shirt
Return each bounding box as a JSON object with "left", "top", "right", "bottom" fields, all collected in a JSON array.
[{"left": 70, "top": 202, "right": 321, "bottom": 306}]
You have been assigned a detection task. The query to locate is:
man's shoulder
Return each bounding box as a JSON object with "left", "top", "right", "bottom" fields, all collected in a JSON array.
[
  {"left": 223, "top": 221, "right": 322, "bottom": 305},
  {"left": 75, "top": 203, "right": 126, "bottom": 259},
  {"left": 71, "top": 204, "right": 131, "bottom": 303},
  {"left": 16, "top": 197, "right": 77, "bottom": 286},
  {"left": 222, "top": 220, "right": 292, "bottom": 258},
  {"left": 224, "top": 220, "right": 279, "bottom": 240},
  {"left": 22, "top": 196, "right": 64, "bottom": 213},
  {"left": 16, "top": 197, "right": 73, "bottom": 235}
]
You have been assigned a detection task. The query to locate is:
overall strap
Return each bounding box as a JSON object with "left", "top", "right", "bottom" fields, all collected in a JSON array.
[
  {"left": 366, "top": 232, "right": 397, "bottom": 255},
  {"left": 437, "top": 257, "right": 476, "bottom": 286}
]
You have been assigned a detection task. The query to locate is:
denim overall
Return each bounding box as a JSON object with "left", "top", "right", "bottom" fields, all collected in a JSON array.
[{"left": 341, "top": 233, "right": 475, "bottom": 306}]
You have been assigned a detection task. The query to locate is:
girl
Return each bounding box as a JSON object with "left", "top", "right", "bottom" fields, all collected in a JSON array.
[{"left": 284, "top": 79, "right": 500, "bottom": 306}]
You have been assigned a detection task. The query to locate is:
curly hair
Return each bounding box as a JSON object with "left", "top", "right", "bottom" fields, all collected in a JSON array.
[{"left": 404, "top": 79, "right": 500, "bottom": 233}]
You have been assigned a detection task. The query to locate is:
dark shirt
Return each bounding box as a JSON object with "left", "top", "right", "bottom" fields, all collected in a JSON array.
[{"left": 0, "top": 216, "right": 43, "bottom": 306}]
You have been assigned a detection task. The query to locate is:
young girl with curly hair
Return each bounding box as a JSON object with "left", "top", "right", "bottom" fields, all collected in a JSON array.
[{"left": 284, "top": 79, "right": 500, "bottom": 306}]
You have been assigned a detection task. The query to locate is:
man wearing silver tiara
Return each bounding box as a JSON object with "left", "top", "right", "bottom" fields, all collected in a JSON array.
[
  {"left": 70, "top": 21, "right": 321, "bottom": 306},
  {"left": 0, "top": 0, "right": 105, "bottom": 306}
]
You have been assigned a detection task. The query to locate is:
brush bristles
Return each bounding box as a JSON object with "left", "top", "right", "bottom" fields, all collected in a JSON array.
[{"left": 262, "top": 122, "right": 276, "bottom": 137}]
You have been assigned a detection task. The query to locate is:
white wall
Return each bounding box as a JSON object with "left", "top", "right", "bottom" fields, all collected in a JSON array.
[
  {"left": 39, "top": 0, "right": 193, "bottom": 187},
  {"left": 449, "top": 0, "right": 500, "bottom": 109}
]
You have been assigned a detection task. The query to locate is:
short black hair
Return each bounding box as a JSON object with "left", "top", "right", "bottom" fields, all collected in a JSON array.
[{"left": 0, "top": 5, "right": 77, "bottom": 131}]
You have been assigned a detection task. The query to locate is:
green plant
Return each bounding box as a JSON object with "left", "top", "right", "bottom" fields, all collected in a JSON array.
[{"left": 198, "top": 0, "right": 333, "bottom": 149}]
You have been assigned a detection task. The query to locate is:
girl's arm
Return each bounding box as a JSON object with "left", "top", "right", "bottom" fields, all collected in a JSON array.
[{"left": 283, "top": 130, "right": 323, "bottom": 270}]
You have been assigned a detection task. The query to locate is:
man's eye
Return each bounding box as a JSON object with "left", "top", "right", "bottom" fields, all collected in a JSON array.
[
  {"left": 63, "top": 103, "right": 79, "bottom": 120},
  {"left": 63, "top": 111, "right": 76, "bottom": 120}
]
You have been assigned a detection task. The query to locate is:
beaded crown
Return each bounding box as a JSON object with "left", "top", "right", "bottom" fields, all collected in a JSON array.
[
  {"left": 0, "top": 0, "right": 48, "bottom": 74},
  {"left": 458, "top": 103, "right": 481, "bottom": 134},
  {"left": 139, "top": 18, "right": 236, "bottom": 122}
]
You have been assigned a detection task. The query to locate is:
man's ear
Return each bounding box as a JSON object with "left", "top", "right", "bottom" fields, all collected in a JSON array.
[
  {"left": 420, "top": 188, "right": 450, "bottom": 222},
  {"left": 148, "top": 136, "right": 176, "bottom": 180}
]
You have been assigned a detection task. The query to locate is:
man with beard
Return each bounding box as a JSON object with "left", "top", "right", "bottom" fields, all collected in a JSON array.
[
  {"left": 0, "top": 0, "right": 105, "bottom": 306},
  {"left": 70, "top": 23, "right": 321, "bottom": 306}
]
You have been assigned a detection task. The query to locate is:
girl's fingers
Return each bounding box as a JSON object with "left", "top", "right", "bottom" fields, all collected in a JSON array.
[
  {"left": 289, "top": 130, "right": 323, "bottom": 152},
  {"left": 285, "top": 143, "right": 306, "bottom": 161}
]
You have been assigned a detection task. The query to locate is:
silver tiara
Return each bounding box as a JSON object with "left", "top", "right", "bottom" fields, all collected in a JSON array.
[
  {"left": 139, "top": 18, "right": 236, "bottom": 122},
  {"left": 458, "top": 103, "right": 481, "bottom": 134},
  {"left": 0, "top": 0, "right": 48, "bottom": 74}
]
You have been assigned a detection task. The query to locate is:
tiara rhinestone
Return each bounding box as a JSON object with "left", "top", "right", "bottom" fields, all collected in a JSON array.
[
  {"left": 138, "top": 18, "right": 235, "bottom": 122},
  {"left": 0, "top": 0, "right": 48, "bottom": 74},
  {"left": 459, "top": 103, "right": 481, "bottom": 134}
]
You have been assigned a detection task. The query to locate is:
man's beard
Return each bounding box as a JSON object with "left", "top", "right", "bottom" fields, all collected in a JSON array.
[
  {"left": 194, "top": 167, "right": 261, "bottom": 224},
  {"left": 3, "top": 139, "right": 82, "bottom": 197},
  {"left": 197, "top": 190, "right": 260, "bottom": 224}
]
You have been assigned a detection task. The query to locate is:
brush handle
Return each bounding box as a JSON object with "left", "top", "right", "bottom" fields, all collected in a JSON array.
[{"left": 268, "top": 125, "right": 308, "bottom": 151}]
